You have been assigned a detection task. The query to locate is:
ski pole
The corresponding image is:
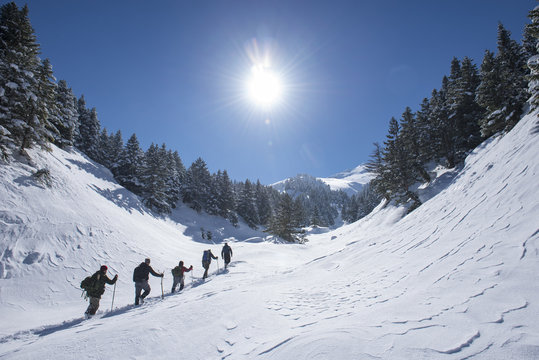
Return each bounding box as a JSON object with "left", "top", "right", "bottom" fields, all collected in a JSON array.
[
  {"left": 111, "top": 282, "right": 117, "bottom": 312},
  {"left": 217, "top": 258, "right": 220, "bottom": 274}
]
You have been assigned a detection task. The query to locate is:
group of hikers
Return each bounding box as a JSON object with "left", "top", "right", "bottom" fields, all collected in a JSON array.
[{"left": 82, "top": 242, "right": 233, "bottom": 318}]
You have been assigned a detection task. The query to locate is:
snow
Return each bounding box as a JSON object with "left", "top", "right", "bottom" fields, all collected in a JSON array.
[
  {"left": 0, "top": 109, "right": 538, "bottom": 359},
  {"left": 318, "top": 164, "right": 374, "bottom": 195}
]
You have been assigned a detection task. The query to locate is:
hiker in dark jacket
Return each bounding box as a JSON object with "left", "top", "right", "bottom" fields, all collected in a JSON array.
[
  {"left": 202, "top": 249, "right": 218, "bottom": 279},
  {"left": 221, "top": 243, "right": 233, "bottom": 269},
  {"left": 133, "top": 258, "right": 163, "bottom": 305},
  {"left": 171, "top": 260, "right": 193, "bottom": 293},
  {"left": 85, "top": 265, "right": 118, "bottom": 317}
]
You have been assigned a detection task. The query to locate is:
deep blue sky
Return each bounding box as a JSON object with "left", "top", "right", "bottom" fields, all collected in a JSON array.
[{"left": 14, "top": 0, "right": 536, "bottom": 184}]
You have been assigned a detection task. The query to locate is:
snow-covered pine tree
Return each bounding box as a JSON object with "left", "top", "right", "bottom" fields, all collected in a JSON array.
[
  {"left": 0, "top": 3, "right": 54, "bottom": 156},
  {"left": 526, "top": 6, "right": 539, "bottom": 110},
  {"left": 108, "top": 130, "right": 123, "bottom": 177},
  {"left": 141, "top": 143, "right": 170, "bottom": 213},
  {"left": 255, "top": 180, "right": 272, "bottom": 226},
  {"left": 399, "top": 106, "right": 430, "bottom": 183},
  {"left": 266, "top": 193, "right": 305, "bottom": 243},
  {"left": 214, "top": 170, "right": 236, "bottom": 221},
  {"left": 75, "top": 96, "right": 101, "bottom": 161},
  {"left": 182, "top": 157, "right": 212, "bottom": 213},
  {"left": 236, "top": 179, "right": 259, "bottom": 229},
  {"left": 52, "top": 80, "right": 78, "bottom": 148},
  {"left": 382, "top": 115, "right": 421, "bottom": 209},
  {"left": 476, "top": 24, "right": 527, "bottom": 137},
  {"left": 166, "top": 150, "right": 185, "bottom": 209},
  {"left": 116, "top": 133, "right": 145, "bottom": 194},
  {"left": 97, "top": 128, "right": 112, "bottom": 167}
]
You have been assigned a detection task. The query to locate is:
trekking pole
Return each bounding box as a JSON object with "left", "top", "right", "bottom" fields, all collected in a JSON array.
[
  {"left": 161, "top": 274, "right": 164, "bottom": 299},
  {"left": 111, "top": 281, "right": 117, "bottom": 312}
]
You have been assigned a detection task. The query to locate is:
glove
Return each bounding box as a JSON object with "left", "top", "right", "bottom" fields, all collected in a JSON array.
[
  {"left": 114, "top": 275, "right": 118, "bottom": 280},
  {"left": 161, "top": 273, "right": 164, "bottom": 277},
  {"left": 189, "top": 265, "right": 193, "bottom": 270}
]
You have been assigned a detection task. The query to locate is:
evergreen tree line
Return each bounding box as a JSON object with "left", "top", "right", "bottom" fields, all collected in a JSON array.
[
  {"left": 1, "top": 2, "right": 375, "bottom": 242},
  {"left": 367, "top": 20, "right": 538, "bottom": 212}
]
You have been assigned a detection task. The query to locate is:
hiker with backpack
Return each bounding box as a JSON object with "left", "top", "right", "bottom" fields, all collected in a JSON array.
[
  {"left": 202, "top": 249, "right": 218, "bottom": 279},
  {"left": 221, "top": 242, "right": 233, "bottom": 269},
  {"left": 133, "top": 258, "right": 164, "bottom": 305},
  {"left": 171, "top": 260, "right": 193, "bottom": 293},
  {"left": 81, "top": 265, "right": 118, "bottom": 318}
]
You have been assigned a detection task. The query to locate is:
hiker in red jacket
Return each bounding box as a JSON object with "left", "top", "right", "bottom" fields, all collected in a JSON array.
[{"left": 171, "top": 260, "right": 193, "bottom": 293}]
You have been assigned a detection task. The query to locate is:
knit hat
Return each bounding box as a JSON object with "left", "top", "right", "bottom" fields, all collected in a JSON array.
[{"left": 100, "top": 265, "right": 108, "bottom": 272}]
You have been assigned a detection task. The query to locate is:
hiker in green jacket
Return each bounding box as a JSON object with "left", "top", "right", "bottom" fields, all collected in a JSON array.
[
  {"left": 171, "top": 261, "right": 193, "bottom": 293},
  {"left": 84, "top": 265, "right": 118, "bottom": 318}
]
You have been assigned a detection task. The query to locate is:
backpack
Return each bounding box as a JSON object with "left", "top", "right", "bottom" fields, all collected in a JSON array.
[
  {"left": 171, "top": 266, "right": 181, "bottom": 277},
  {"left": 80, "top": 273, "right": 100, "bottom": 294},
  {"left": 133, "top": 264, "right": 145, "bottom": 282},
  {"left": 202, "top": 250, "right": 210, "bottom": 262}
]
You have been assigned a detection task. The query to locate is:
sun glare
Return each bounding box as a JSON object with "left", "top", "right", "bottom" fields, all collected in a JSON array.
[{"left": 247, "top": 65, "right": 283, "bottom": 108}]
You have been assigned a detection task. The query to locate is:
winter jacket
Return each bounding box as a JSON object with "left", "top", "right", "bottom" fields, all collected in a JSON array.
[
  {"left": 171, "top": 265, "right": 193, "bottom": 278},
  {"left": 133, "top": 262, "right": 161, "bottom": 282},
  {"left": 202, "top": 250, "right": 218, "bottom": 267},
  {"left": 221, "top": 245, "right": 233, "bottom": 260},
  {"left": 87, "top": 270, "right": 117, "bottom": 298}
]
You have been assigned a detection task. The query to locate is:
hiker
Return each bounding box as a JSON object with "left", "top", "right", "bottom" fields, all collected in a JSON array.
[
  {"left": 201, "top": 249, "right": 218, "bottom": 279},
  {"left": 171, "top": 260, "right": 193, "bottom": 293},
  {"left": 133, "top": 258, "right": 163, "bottom": 305},
  {"left": 221, "top": 242, "right": 233, "bottom": 269},
  {"left": 84, "top": 265, "right": 118, "bottom": 318}
]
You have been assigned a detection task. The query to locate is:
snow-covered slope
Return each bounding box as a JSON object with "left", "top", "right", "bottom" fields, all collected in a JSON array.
[
  {"left": 318, "top": 164, "right": 374, "bottom": 195},
  {"left": 0, "top": 109, "right": 538, "bottom": 359},
  {"left": 272, "top": 164, "right": 374, "bottom": 196}
]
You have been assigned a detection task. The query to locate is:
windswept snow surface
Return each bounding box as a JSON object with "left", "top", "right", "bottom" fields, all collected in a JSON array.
[{"left": 0, "top": 111, "right": 538, "bottom": 359}]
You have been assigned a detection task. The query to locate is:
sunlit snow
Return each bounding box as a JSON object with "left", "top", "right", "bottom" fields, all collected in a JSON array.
[{"left": 0, "top": 110, "right": 538, "bottom": 359}]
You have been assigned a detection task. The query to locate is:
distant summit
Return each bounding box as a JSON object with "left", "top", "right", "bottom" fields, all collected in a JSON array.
[{"left": 318, "top": 164, "right": 374, "bottom": 196}]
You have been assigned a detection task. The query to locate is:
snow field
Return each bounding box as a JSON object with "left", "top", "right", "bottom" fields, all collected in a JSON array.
[{"left": 0, "top": 111, "right": 538, "bottom": 358}]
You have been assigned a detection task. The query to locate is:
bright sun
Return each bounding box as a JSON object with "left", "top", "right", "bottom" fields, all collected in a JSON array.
[{"left": 247, "top": 65, "right": 283, "bottom": 108}]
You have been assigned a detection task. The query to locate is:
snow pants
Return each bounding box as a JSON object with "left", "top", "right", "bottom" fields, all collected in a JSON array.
[
  {"left": 171, "top": 275, "right": 185, "bottom": 293},
  {"left": 85, "top": 296, "right": 100, "bottom": 316},
  {"left": 202, "top": 261, "right": 210, "bottom": 279},
  {"left": 223, "top": 254, "right": 231, "bottom": 268},
  {"left": 135, "top": 279, "right": 150, "bottom": 305}
]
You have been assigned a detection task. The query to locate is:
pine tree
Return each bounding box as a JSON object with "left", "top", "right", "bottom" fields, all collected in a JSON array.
[
  {"left": 365, "top": 142, "right": 390, "bottom": 201},
  {"left": 108, "top": 130, "right": 123, "bottom": 176},
  {"left": 477, "top": 24, "right": 527, "bottom": 137},
  {"left": 0, "top": 3, "right": 54, "bottom": 156},
  {"left": 266, "top": 193, "right": 305, "bottom": 243},
  {"left": 116, "top": 133, "right": 145, "bottom": 194},
  {"left": 236, "top": 179, "right": 259, "bottom": 229},
  {"left": 52, "top": 80, "right": 78, "bottom": 148},
  {"left": 141, "top": 143, "right": 170, "bottom": 213},
  {"left": 75, "top": 95, "right": 101, "bottom": 160},
  {"left": 183, "top": 157, "right": 212, "bottom": 213},
  {"left": 214, "top": 170, "right": 236, "bottom": 223},
  {"left": 527, "top": 6, "right": 539, "bottom": 110},
  {"left": 382, "top": 116, "right": 421, "bottom": 208},
  {"left": 255, "top": 180, "right": 272, "bottom": 226}
]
